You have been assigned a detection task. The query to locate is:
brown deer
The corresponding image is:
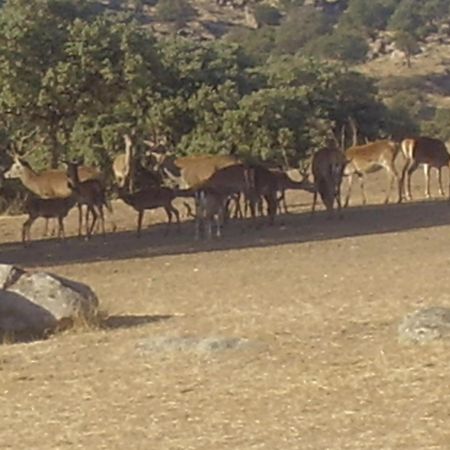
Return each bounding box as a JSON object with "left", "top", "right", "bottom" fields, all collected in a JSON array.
[
  {"left": 113, "top": 134, "right": 134, "bottom": 191},
  {"left": 311, "top": 145, "right": 347, "bottom": 217},
  {"left": 400, "top": 136, "right": 450, "bottom": 200},
  {"left": 65, "top": 159, "right": 113, "bottom": 239},
  {"left": 192, "top": 164, "right": 279, "bottom": 225},
  {"left": 145, "top": 149, "right": 241, "bottom": 189},
  {"left": 117, "top": 187, "right": 180, "bottom": 237},
  {"left": 21, "top": 195, "right": 77, "bottom": 245},
  {"left": 343, "top": 139, "right": 401, "bottom": 206},
  {"left": 5, "top": 155, "right": 102, "bottom": 236},
  {"left": 194, "top": 188, "right": 227, "bottom": 240}
]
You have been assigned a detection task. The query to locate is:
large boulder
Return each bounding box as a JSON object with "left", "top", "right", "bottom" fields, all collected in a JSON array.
[{"left": 0, "top": 264, "right": 99, "bottom": 340}]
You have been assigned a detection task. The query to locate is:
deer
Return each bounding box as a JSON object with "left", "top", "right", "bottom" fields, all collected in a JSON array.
[
  {"left": 194, "top": 188, "right": 227, "bottom": 240},
  {"left": 64, "top": 159, "right": 113, "bottom": 239},
  {"left": 343, "top": 139, "right": 401, "bottom": 207},
  {"left": 190, "top": 163, "right": 279, "bottom": 226},
  {"left": 113, "top": 134, "right": 162, "bottom": 193},
  {"left": 21, "top": 195, "right": 77, "bottom": 245},
  {"left": 311, "top": 144, "right": 347, "bottom": 218},
  {"left": 117, "top": 186, "right": 180, "bottom": 237},
  {"left": 5, "top": 152, "right": 103, "bottom": 237},
  {"left": 400, "top": 136, "right": 450, "bottom": 201}
]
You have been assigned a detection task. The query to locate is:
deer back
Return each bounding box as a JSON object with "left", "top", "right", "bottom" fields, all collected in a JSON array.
[{"left": 409, "top": 136, "right": 449, "bottom": 167}]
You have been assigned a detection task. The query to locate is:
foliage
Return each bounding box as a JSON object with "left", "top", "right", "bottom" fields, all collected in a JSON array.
[
  {"left": 274, "top": 6, "right": 331, "bottom": 54},
  {"left": 421, "top": 109, "right": 450, "bottom": 142},
  {"left": 307, "top": 28, "right": 369, "bottom": 65},
  {"left": 253, "top": 4, "right": 282, "bottom": 27},
  {"left": 0, "top": 0, "right": 419, "bottom": 178},
  {"left": 394, "top": 31, "right": 419, "bottom": 67},
  {"left": 155, "top": 0, "right": 196, "bottom": 27}
]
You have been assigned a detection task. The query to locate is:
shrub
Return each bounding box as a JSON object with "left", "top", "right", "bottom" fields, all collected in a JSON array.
[
  {"left": 254, "top": 4, "right": 282, "bottom": 27},
  {"left": 155, "top": 0, "right": 196, "bottom": 26}
]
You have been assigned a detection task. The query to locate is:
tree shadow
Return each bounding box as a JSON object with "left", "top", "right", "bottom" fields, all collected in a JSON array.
[{"left": 1, "top": 198, "right": 450, "bottom": 268}]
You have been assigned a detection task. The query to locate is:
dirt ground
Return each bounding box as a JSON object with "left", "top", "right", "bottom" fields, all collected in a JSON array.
[{"left": 1, "top": 169, "right": 450, "bottom": 450}]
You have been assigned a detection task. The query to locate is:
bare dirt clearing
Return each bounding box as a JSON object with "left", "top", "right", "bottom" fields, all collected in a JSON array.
[{"left": 1, "top": 171, "right": 450, "bottom": 449}]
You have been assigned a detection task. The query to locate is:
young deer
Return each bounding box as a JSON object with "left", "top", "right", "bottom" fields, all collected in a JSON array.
[
  {"left": 65, "top": 159, "right": 112, "bottom": 239},
  {"left": 22, "top": 195, "right": 77, "bottom": 245},
  {"left": 400, "top": 136, "right": 450, "bottom": 200},
  {"left": 117, "top": 187, "right": 180, "bottom": 237},
  {"left": 194, "top": 188, "right": 227, "bottom": 240}
]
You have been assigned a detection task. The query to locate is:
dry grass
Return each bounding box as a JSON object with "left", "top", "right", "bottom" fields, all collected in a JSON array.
[{"left": 2, "top": 173, "right": 450, "bottom": 449}]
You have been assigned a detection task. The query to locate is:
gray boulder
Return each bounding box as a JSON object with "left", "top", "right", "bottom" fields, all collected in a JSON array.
[
  {"left": 0, "top": 264, "right": 99, "bottom": 339},
  {"left": 398, "top": 307, "right": 450, "bottom": 344}
]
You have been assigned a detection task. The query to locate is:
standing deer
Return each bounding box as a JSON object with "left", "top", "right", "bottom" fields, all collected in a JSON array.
[
  {"left": 21, "top": 195, "right": 77, "bottom": 245},
  {"left": 311, "top": 145, "right": 347, "bottom": 217},
  {"left": 194, "top": 188, "right": 227, "bottom": 240},
  {"left": 343, "top": 139, "right": 401, "bottom": 206},
  {"left": 65, "top": 159, "right": 113, "bottom": 239},
  {"left": 5, "top": 155, "right": 102, "bottom": 236},
  {"left": 117, "top": 186, "right": 180, "bottom": 237},
  {"left": 400, "top": 136, "right": 450, "bottom": 200},
  {"left": 113, "top": 134, "right": 134, "bottom": 191}
]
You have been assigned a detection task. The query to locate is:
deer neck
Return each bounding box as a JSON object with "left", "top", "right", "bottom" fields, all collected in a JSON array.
[{"left": 19, "top": 165, "right": 44, "bottom": 195}]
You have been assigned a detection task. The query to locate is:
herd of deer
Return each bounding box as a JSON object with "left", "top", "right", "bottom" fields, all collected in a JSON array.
[{"left": 3, "top": 132, "right": 450, "bottom": 245}]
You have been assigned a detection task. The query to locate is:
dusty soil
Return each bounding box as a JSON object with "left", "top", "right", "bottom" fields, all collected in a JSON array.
[{"left": 1, "top": 169, "right": 450, "bottom": 449}]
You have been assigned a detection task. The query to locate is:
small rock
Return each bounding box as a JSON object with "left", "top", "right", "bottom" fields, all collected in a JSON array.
[
  {"left": 398, "top": 307, "right": 450, "bottom": 344},
  {"left": 137, "top": 335, "right": 261, "bottom": 354}
]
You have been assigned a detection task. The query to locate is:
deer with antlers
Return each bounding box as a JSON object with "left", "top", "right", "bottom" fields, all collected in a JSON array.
[
  {"left": 400, "top": 136, "right": 450, "bottom": 200},
  {"left": 4, "top": 132, "right": 104, "bottom": 236}
]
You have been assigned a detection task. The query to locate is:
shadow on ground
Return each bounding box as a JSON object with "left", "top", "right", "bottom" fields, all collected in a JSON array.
[
  {"left": 1, "top": 198, "right": 450, "bottom": 268},
  {"left": 102, "top": 314, "right": 173, "bottom": 330}
]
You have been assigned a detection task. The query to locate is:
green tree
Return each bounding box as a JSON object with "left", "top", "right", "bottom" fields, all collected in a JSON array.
[
  {"left": 155, "top": 0, "right": 196, "bottom": 28},
  {"left": 254, "top": 4, "right": 282, "bottom": 27},
  {"left": 307, "top": 28, "right": 369, "bottom": 65},
  {"left": 275, "top": 6, "right": 331, "bottom": 54},
  {"left": 394, "top": 30, "right": 419, "bottom": 67}
]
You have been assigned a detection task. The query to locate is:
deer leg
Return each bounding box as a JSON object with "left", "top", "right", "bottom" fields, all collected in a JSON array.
[
  {"left": 384, "top": 168, "right": 396, "bottom": 204},
  {"left": 87, "top": 206, "right": 97, "bottom": 238},
  {"left": 77, "top": 203, "right": 83, "bottom": 237},
  {"left": 424, "top": 164, "right": 431, "bottom": 198},
  {"left": 42, "top": 218, "right": 49, "bottom": 237},
  {"left": 343, "top": 174, "right": 353, "bottom": 208},
  {"left": 22, "top": 216, "right": 34, "bottom": 245},
  {"left": 57, "top": 216, "right": 65, "bottom": 240},
  {"left": 97, "top": 205, "right": 105, "bottom": 237},
  {"left": 137, "top": 210, "right": 144, "bottom": 237},
  {"left": 404, "top": 160, "right": 418, "bottom": 200},
  {"left": 357, "top": 173, "right": 367, "bottom": 205},
  {"left": 171, "top": 204, "right": 181, "bottom": 232},
  {"left": 163, "top": 206, "right": 173, "bottom": 236},
  {"left": 437, "top": 167, "right": 445, "bottom": 197}
]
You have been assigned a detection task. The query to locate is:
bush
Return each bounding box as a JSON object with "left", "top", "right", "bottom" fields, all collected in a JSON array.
[
  {"left": 307, "top": 28, "right": 369, "bottom": 64},
  {"left": 254, "top": 4, "right": 282, "bottom": 27},
  {"left": 155, "top": 0, "right": 196, "bottom": 25},
  {"left": 275, "top": 6, "right": 331, "bottom": 54}
]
